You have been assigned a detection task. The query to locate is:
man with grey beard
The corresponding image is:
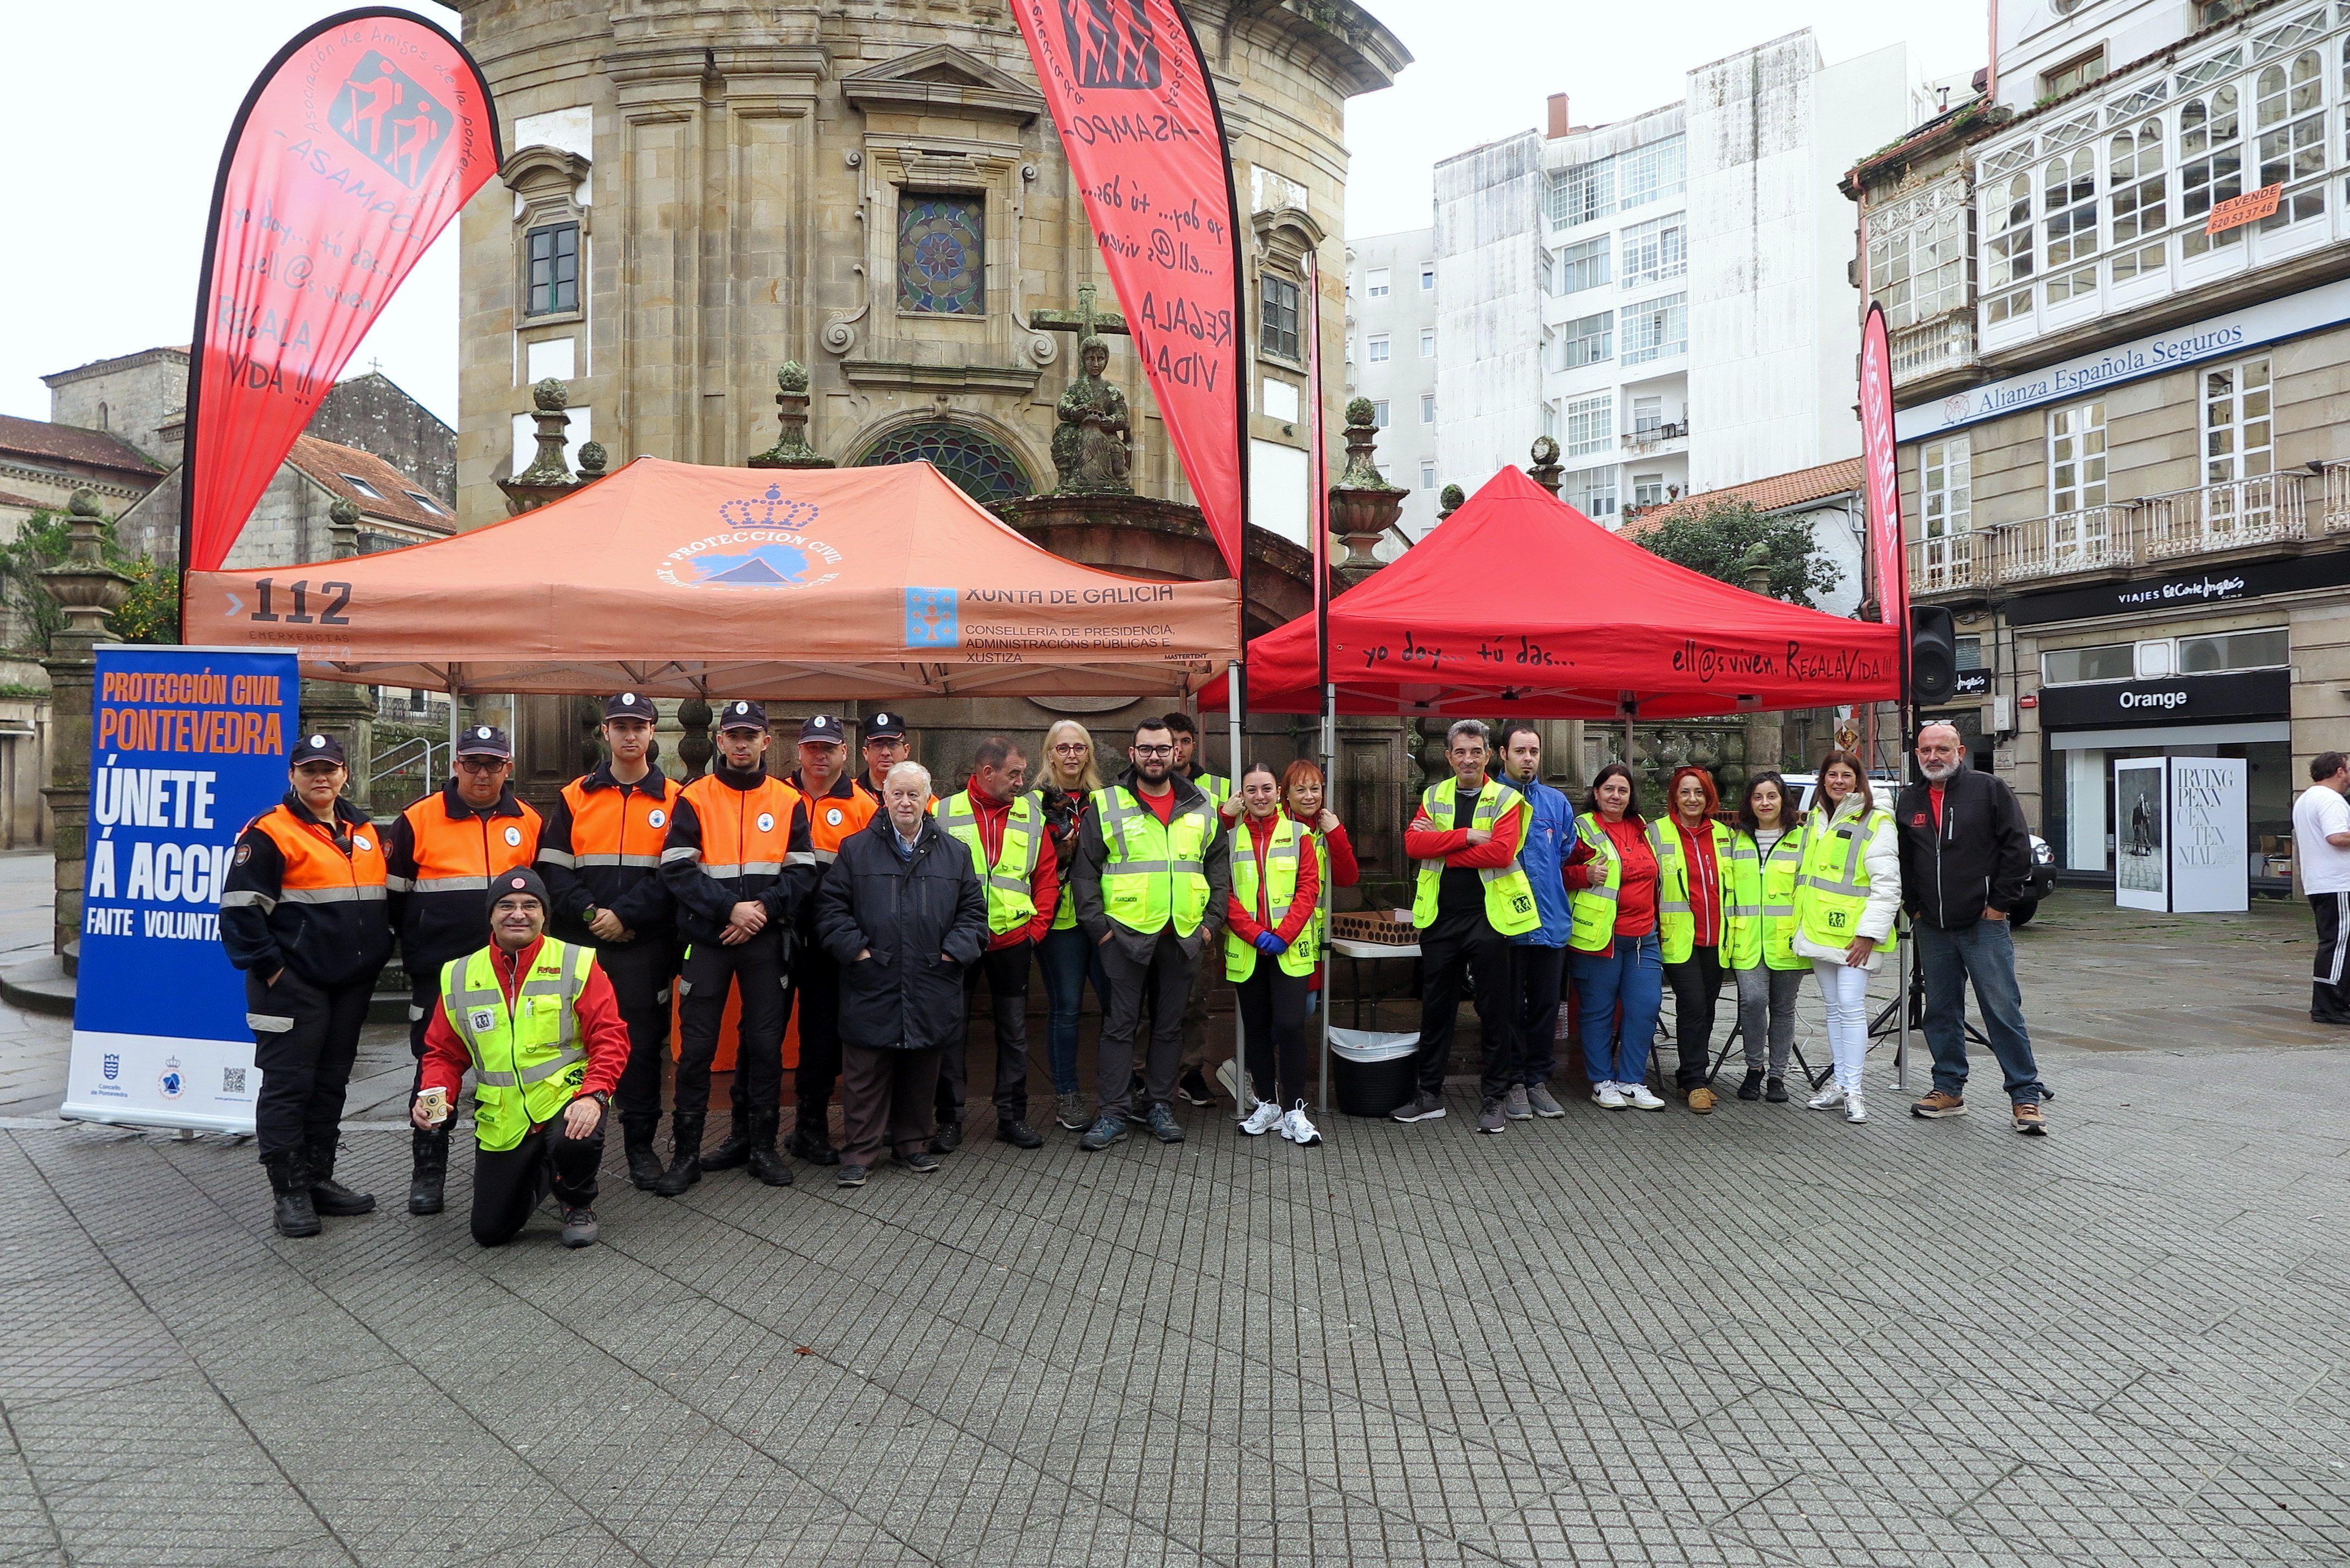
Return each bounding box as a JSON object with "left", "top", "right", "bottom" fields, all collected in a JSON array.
[{"left": 1893, "top": 722, "right": 2047, "bottom": 1135}]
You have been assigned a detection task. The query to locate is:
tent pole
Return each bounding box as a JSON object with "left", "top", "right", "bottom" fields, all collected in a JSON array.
[
  {"left": 1319, "top": 680, "right": 1335, "bottom": 1115},
  {"left": 447, "top": 669, "right": 461, "bottom": 766},
  {"left": 1227, "top": 660, "right": 1244, "bottom": 1108}
]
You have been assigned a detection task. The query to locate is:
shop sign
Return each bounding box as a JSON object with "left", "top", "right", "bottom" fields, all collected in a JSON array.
[
  {"left": 2004, "top": 548, "right": 2350, "bottom": 627},
  {"left": 2036, "top": 668, "right": 2289, "bottom": 729}
]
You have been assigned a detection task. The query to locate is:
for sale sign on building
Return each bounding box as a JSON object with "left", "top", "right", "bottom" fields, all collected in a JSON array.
[{"left": 60, "top": 647, "right": 299, "bottom": 1133}]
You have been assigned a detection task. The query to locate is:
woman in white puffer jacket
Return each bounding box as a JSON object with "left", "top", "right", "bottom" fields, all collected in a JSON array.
[{"left": 1791, "top": 751, "right": 1902, "bottom": 1124}]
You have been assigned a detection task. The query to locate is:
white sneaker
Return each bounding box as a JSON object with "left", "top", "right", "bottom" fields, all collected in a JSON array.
[
  {"left": 1282, "top": 1103, "right": 1322, "bottom": 1146},
  {"left": 1842, "top": 1091, "right": 1868, "bottom": 1124},
  {"left": 1592, "top": 1082, "right": 1628, "bottom": 1110},
  {"left": 1808, "top": 1084, "right": 1847, "bottom": 1111},
  {"left": 1623, "top": 1084, "right": 1666, "bottom": 1112},
  {"left": 1240, "top": 1099, "right": 1284, "bottom": 1137}
]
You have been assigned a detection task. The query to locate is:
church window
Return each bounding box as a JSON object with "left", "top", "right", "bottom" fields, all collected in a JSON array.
[
  {"left": 854, "top": 420, "right": 1033, "bottom": 505},
  {"left": 1260, "top": 273, "right": 1301, "bottom": 360},
  {"left": 896, "top": 197, "right": 985, "bottom": 315},
  {"left": 525, "top": 224, "right": 578, "bottom": 316}
]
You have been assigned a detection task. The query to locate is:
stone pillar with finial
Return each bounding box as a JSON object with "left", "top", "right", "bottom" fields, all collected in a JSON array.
[
  {"left": 1528, "top": 435, "right": 1564, "bottom": 495},
  {"left": 499, "top": 378, "right": 579, "bottom": 515},
  {"left": 304, "top": 496, "right": 380, "bottom": 808},
  {"left": 748, "top": 362, "right": 836, "bottom": 469},
  {"left": 1436, "top": 483, "right": 1464, "bottom": 523},
  {"left": 1328, "top": 396, "right": 1406, "bottom": 590},
  {"left": 39, "top": 492, "right": 133, "bottom": 957}
]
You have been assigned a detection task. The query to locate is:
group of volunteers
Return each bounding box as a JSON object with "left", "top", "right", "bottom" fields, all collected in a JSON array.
[
  {"left": 214, "top": 699, "right": 1360, "bottom": 1247},
  {"left": 1388, "top": 717, "right": 2047, "bottom": 1137},
  {"left": 215, "top": 694, "right": 2043, "bottom": 1251}
]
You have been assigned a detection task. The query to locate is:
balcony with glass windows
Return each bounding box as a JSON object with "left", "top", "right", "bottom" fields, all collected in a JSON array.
[
  {"left": 1619, "top": 420, "right": 1689, "bottom": 456},
  {"left": 1908, "top": 464, "right": 2350, "bottom": 594},
  {"left": 1970, "top": 2, "right": 2349, "bottom": 355}
]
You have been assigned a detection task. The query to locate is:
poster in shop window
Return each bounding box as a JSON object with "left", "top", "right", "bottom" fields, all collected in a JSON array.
[
  {"left": 2113, "top": 757, "right": 2169, "bottom": 912},
  {"left": 60, "top": 647, "right": 300, "bottom": 1133}
]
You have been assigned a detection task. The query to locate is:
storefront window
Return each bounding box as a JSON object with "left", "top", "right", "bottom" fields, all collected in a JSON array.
[
  {"left": 2177, "top": 627, "right": 2287, "bottom": 672},
  {"left": 2045, "top": 739, "right": 2291, "bottom": 884},
  {"left": 2043, "top": 643, "right": 2135, "bottom": 683}
]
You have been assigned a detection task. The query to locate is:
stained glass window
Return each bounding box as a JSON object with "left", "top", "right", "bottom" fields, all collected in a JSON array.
[
  {"left": 897, "top": 196, "right": 984, "bottom": 315},
  {"left": 855, "top": 421, "right": 1032, "bottom": 504}
]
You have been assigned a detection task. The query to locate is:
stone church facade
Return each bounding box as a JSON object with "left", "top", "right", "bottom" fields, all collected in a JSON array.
[{"left": 445, "top": 0, "right": 1405, "bottom": 543}]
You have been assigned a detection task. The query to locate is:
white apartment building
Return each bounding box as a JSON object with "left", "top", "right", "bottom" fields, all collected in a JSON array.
[
  {"left": 1344, "top": 227, "right": 1441, "bottom": 535},
  {"left": 1431, "top": 32, "right": 1923, "bottom": 526}
]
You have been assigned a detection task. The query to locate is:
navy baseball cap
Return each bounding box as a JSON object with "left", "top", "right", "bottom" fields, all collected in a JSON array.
[
  {"left": 455, "top": 725, "right": 512, "bottom": 759},
  {"left": 863, "top": 710, "right": 907, "bottom": 740},
  {"left": 289, "top": 733, "right": 346, "bottom": 767},
  {"left": 603, "top": 692, "right": 654, "bottom": 721},
  {"left": 799, "top": 714, "right": 845, "bottom": 745},
  {"left": 717, "top": 699, "right": 769, "bottom": 732}
]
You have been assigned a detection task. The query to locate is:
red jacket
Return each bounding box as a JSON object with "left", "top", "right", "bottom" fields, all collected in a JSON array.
[
  {"left": 963, "top": 786, "right": 1058, "bottom": 948},
  {"left": 1404, "top": 790, "right": 1527, "bottom": 867},
  {"left": 1225, "top": 812, "right": 1321, "bottom": 947},
  {"left": 418, "top": 936, "right": 630, "bottom": 1106}
]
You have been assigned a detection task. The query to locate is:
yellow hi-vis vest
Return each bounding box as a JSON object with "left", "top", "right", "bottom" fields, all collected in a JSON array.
[
  {"left": 1411, "top": 776, "right": 1538, "bottom": 937},
  {"left": 1225, "top": 812, "right": 1318, "bottom": 981},
  {"left": 936, "top": 789, "right": 1042, "bottom": 936},
  {"left": 1567, "top": 812, "right": 1624, "bottom": 953},
  {"left": 438, "top": 938, "right": 594, "bottom": 1153},
  {"left": 1725, "top": 826, "right": 1809, "bottom": 971},
  {"left": 1092, "top": 783, "right": 1218, "bottom": 937},
  {"left": 1793, "top": 803, "right": 1900, "bottom": 956},
  {"left": 1653, "top": 816, "right": 1736, "bottom": 965}
]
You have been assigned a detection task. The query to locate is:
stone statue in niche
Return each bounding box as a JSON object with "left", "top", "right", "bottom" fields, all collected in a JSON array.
[{"left": 1050, "top": 334, "right": 1133, "bottom": 495}]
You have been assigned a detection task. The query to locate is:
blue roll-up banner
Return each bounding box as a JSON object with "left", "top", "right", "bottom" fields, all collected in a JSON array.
[{"left": 60, "top": 647, "right": 300, "bottom": 1132}]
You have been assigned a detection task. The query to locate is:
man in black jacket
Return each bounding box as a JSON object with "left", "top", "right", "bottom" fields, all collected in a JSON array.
[
  {"left": 1895, "top": 722, "right": 2048, "bottom": 1134},
  {"left": 536, "top": 693, "right": 679, "bottom": 1189},
  {"left": 815, "top": 762, "right": 989, "bottom": 1187}
]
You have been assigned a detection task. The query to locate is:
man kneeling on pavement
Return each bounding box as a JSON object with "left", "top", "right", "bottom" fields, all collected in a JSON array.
[{"left": 411, "top": 869, "right": 630, "bottom": 1248}]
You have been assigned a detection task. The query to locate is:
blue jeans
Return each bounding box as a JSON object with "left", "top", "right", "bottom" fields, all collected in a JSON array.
[
  {"left": 1569, "top": 935, "right": 1662, "bottom": 1086},
  {"left": 1916, "top": 919, "right": 2042, "bottom": 1104},
  {"left": 1036, "top": 924, "right": 1112, "bottom": 1096}
]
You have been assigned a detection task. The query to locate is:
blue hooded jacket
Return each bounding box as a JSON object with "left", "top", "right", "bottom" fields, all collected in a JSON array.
[{"left": 1497, "top": 771, "right": 1574, "bottom": 948}]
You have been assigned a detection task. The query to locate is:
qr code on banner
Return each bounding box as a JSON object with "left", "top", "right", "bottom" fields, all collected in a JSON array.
[{"left": 222, "top": 1067, "right": 246, "bottom": 1094}]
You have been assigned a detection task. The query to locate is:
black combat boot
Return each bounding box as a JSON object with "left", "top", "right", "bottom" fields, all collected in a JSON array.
[
  {"left": 407, "top": 1125, "right": 450, "bottom": 1216},
  {"left": 305, "top": 1134, "right": 377, "bottom": 1216},
  {"left": 744, "top": 1111, "right": 795, "bottom": 1187},
  {"left": 652, "top": 1111, "right": 704, "bottom": 1197},
  {"left": 619, "top": 1112, "right": 665, "bottom": 1191},
  {"left": 265, "top": 1153, "right": 321, "bottom": 1238},
  {"left": 698, "top": 1107, "right": 754, "bottom": 1171}
]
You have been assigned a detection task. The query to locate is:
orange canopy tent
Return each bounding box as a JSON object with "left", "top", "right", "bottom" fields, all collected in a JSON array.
[{"left": 183, "top": 457, "right": 1240, "bottom": 697}]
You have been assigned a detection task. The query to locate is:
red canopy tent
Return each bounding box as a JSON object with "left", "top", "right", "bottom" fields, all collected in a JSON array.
[{"left": 1206, "top": 466, "right": 1900, "bottom": 719}]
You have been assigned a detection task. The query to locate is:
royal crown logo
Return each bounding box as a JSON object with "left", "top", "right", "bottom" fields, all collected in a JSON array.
[{"left": 717, "top": 484, "right": 821, "bottom": 531}]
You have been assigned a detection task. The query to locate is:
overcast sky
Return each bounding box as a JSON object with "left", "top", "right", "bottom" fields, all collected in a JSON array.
[{"left": 0, "top": 0, "right": 1984, "bottom": 430}]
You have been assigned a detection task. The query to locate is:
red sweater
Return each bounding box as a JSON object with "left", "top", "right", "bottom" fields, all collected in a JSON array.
[
  {"left": 1287, "top": 810, "right": 1360, "bottom": 888},
  {"left": 1564, "top": 816, "right": 1659, "bottom": 941},
  {"left": 1402, "top": 793, "right": 1527, "bottom": 867},
  {"left": 963, "top": 786, "right": 1059, "bottom": 948},
  {"left": 1225, "top": 812, "right": 1321, "bottom": 946},
  {"left": 418, "top": 936, "right": 630, "bottom": 1108}
]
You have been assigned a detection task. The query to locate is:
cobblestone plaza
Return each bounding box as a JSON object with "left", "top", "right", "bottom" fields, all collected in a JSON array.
[{"left": 0, "top": 854, "right": 2344, "bottom": 1566}]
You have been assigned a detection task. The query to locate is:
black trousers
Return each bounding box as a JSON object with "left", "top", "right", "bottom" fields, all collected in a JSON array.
[
  {"left": 1098, "top": 930, "right": 1197, "bottom": 1119},
  {"left": 596, "top": 939, "right": 676, "bottom": 1124},
  {"left": 675, "top": 931, "right": 787, "bottom": 1119},
  {"left": 1510, "top": 943, "right": 1568, "bottom": 1089},
  {"left": 1234, "top": 962, "right": 1308, "bottom": 1106},
  {"left": 1661, "top": 945, "right": 1725, "bottom": 1086},
  {"left": 2313, "top": 893, "right": 2350, "bottom": 1022},
  {"left": 941, "top": 939, "right": 1032, "bottom": 1127},
  {"left": 785, "top": 947, "right": 843, "bottom": 1141},
  {"left": 1415, "top": 916, "right": 1515, "bottom": 1099},
  {"left": 246, "top": 968, "right": 378, "bottom": 1163},
  {"left": 469, "top": 1116, "right": 604, "bottom": 1247}
]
